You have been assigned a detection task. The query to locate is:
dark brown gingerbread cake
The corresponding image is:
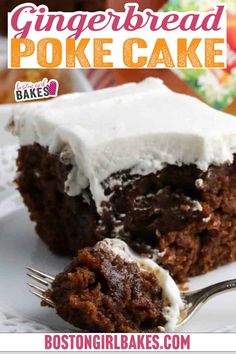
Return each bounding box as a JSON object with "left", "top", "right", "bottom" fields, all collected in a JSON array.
[
  {"left": 10, "top": 78, "right": 236, "bottom": 283},
  {"left": 16, "top": 143, "right": 236, "bottom": 283},
  {"left": 45, "top": 240, "right": 167, "bottom": 332}
]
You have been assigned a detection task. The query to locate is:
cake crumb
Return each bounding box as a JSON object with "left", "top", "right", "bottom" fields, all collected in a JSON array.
[
  {"left": 192, "top": 200, "right": 203, "bottom": 212},
  {"left": 195, "top": 178, "right": 204, "bottom": 189}
]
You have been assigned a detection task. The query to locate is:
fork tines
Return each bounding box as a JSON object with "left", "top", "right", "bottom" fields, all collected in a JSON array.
[{"left": 26, "top": 267, "right": 55, "bottom": 308}]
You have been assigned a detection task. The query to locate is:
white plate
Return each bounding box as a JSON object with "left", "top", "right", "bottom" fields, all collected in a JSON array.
[
  {"left": 0, "top": 189, "right": 236, "bottom": 333},
  {"left": 0, "top": 189, "right": 74, "bottom": 332}
]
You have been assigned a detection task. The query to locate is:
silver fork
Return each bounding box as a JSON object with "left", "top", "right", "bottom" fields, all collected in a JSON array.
[
  {"left": 26, "top": 267, "right": 236, "bottom": 328},
  {"left": 177, "top": 278, "right": 236, "bottom": 327}
]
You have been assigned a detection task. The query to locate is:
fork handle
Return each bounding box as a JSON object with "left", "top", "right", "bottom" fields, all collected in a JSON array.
[{"left": 189, "top": 278, "right": 236, "bottom": 304}]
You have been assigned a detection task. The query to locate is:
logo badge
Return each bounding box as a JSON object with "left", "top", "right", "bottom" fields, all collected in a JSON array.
[{"left": 14, "top": 78, "right": 59, "bottom": 102}]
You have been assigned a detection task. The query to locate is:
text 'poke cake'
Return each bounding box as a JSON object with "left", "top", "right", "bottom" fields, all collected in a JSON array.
[{"left": 8, "top": 77, "right": 236, "bottom": 282}]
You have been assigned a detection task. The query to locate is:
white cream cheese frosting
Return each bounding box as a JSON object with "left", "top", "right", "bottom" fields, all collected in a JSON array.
[
  {"left": 97, "top": 238, "right": 184, "bottom": 332},
  {"left": 8, "top": 77, "right": 236, "bottom": 210}
]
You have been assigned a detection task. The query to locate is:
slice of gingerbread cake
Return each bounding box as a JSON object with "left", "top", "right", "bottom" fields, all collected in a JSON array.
[
  {"left": 8, "top": 77, "right": 236, "bottom": 282},
  {"left": 44, "top": 238, "right": 183, "bottom": 332}
]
